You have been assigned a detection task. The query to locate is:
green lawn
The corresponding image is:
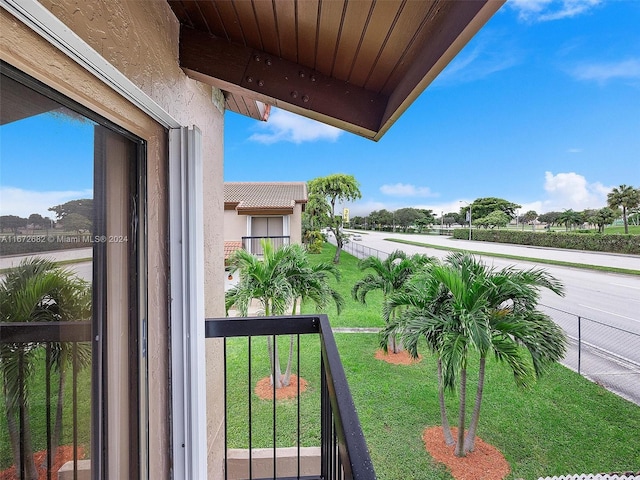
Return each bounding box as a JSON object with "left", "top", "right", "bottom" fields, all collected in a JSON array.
[
  {"left": 224, "top": 243, "right": 640, "bottom": 479},
  {"left": 0, "top": 348, "right": 92, "bottom": 469},
  {"left": 604, "top": 225, "right": 640, "bottom": 235},
  {"left": 300, "top": 245, "right": 386, "bottom": 328}
]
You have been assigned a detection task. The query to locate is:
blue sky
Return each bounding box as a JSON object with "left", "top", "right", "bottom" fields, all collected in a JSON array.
[
  {"left": 224, "top": 0, "right": 640, "bottom": 217},
  {"left": 1, "top": 0, "right": 638, "bottom": 220},
  {"left": 0, "top": 113, "right": 95, "bottom": 218}
]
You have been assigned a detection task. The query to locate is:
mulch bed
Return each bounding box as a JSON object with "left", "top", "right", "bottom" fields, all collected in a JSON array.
[
  {"left": 422, "top": 426, "right": 510, "bottom": 480},
  {"left": 374, "top": 349, "right": 423, "bottom": 365},
  {"left": 0, "top": 445, "right": 85, "bottom": 480},
  {"left": 254, "top": 374, "right": 308, "bottom": 400}
]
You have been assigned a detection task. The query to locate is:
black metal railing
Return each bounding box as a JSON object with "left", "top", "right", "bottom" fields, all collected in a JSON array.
[
  {"left": 206, "top": 314, "right": 376, "bottom": 480},
  {"left": 242, "top": 236, "right": 291, "bottom": 255},
  {"left": 0, "top": 321, "right": 92, "bottom": 480}
]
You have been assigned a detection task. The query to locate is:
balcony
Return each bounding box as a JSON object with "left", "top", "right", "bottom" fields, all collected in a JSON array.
[
  {"left": 206, "top": 314, "right": 376, "bottom": 480},
  {"left": 0, "top": 321, "right": 92, "bottom": 480},
  {"left": 1, "top": 315, "right": 375, "bottom": 479},
  {"left": 242, "top": 236, "right": 291, "bottom": 256}
]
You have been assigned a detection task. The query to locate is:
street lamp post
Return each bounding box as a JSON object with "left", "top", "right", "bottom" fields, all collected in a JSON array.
[{"left": 460, "top": 201, "right": 472, "bottom": 241}]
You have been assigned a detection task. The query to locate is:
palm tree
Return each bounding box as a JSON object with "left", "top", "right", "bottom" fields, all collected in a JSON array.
[
  {"left": 382, "top": 263, "right": 457, "bottom": 446},
  {"left": 46, "top": 274, "right": 91, "bottom": 460},
  {"left": 283, "top": 245, "right": 344, "bottom": 385},
  {"left": 0, "top": 257, "right": 90, "bottom": 478},
  {"left": 382, "top": 253, "right": 567, "bottom": 457},
  {"left": 352, "top": 250, "right": 432, "bottom": 353},
  {"left": 607, "top": 184, "right": 640, "bottom": 234},
  {"left": 226, "top": 240, "right": 343, "bottom": 388},
  {"left": 556, "top": 209, "right": 582, "bottom": 231},
  {"left": 225, "top": 240, "right": 295, "bottom": 388}
]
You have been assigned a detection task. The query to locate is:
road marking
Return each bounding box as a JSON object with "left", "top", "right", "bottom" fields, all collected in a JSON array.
[
  {"left": 612, "top": 283, "right": 640, "bottom": 290},
  {"left": 578, "top": 304, "right": 640, "bottom": 324}
]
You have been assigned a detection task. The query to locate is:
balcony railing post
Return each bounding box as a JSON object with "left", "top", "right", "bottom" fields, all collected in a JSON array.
[
  {"left": 320, "top": 356, "right": 330, "bottom": 479},
  {"left": 46, "top": 344, "right": 52, "bottom": 480}
]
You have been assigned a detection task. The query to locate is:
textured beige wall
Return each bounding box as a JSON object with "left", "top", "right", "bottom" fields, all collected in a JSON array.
[
  {"left": 291, "top": 204, "right": 304, "bottom": 244},
  {"left": 223, "top": 210, "right": 248, "bottom": 241},
  {"left": 1, "top": 1, "right": 226, "bottom": 478}
]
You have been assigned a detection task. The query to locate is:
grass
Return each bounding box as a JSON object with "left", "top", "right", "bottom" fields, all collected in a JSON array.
[
  {"left": 604, "top": 225, "right": 640, "bottom": 235},
  {"left": 384, "top": 238, "right": 640, "bottom": 276},
  {"left": 337, "top": 334, "right": 640, "bottom": 479},
  {"left": 224, "top": 243, "right": 640, "bottom": 479},
  {"left": 225, "top": 335, "right": 322, "bottom": 449},
  {"left": 0, "top": 348, "right": 92, "bottom": 469},
  {"left": 300, "top": 245, "right": 386, "bottom": 328}
]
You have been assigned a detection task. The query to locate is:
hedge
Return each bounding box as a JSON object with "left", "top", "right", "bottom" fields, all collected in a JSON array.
[
  {"left": 0, "top": 236, "right": 92, "bottom": 256},
  {"left": 452, "top": 229, "right": 640, "bottom": 255}
]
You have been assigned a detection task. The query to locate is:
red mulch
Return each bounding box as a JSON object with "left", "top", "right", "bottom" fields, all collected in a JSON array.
[
  {"left": 0, "top": 445, "right": 85, "bottom": 480},
  {"left": 423, "top": 426, "right": 510, "bottom": 480},
  {"left": 374, "top": 349, "right": 422, "bottom": 365},
  {"left": 254, "top": 374, "right": 308, "bottom": 400}
]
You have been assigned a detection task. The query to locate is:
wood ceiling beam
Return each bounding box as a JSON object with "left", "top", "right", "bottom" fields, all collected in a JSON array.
[{"left": 179, "top": 27, "right": 388, "bottom": 139}]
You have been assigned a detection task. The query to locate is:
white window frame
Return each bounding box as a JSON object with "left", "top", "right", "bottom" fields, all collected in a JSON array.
[{"left": 169, "top": 127, "right": 207, "bottom": 480}]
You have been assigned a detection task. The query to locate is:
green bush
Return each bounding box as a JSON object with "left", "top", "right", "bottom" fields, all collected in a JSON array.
[
  {"left": 303, "top": 230, "right": 325, "bottom": 254},
  {"left": 452, "top": 229, "right": 640, "bottom": 254}
]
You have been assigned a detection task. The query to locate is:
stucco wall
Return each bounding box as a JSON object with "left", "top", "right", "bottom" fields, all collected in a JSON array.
[
  {"left": 291, "top": 204, "right": 304, "bottom": 244},
  {"left": 1, "top": 1, "right": 225, "bottom": 478},
  {"left": 224, "top": 210, "right": 248, "bottom": 241}
]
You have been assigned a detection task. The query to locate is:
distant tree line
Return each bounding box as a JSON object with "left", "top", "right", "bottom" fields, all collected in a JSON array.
[
  {"left": 351, "top": 207, "right": 436, "bottom": 232},
  {"left": 0, "top": 199, "right": 94, "bottom": 235},
  {"left": 347, "top": 184, "right": 640, "bottom": 235}
]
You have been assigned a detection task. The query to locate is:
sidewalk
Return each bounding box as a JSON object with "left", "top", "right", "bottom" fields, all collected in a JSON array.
[
  {"left": 355, "top": 231, "right": 640, "bottom": 271},
  {"left": 0, "top": 247, "right": 92, "bottom": 270}
]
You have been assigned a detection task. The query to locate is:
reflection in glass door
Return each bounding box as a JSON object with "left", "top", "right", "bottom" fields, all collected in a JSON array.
[{"left": 0, "top": 63, "right": 146, "bottom": 480}]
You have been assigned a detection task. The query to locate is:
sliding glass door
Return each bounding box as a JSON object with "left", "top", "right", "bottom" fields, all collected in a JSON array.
[{"left": 0, "top": 62, "right": 147, "bottom": 480}]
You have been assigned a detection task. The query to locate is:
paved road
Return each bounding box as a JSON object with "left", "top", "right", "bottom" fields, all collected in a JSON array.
[
  {"left": 0, "top": 248, "right": 92, "bottom": 270},
  {"left": 339, "top": 230, "right": 640, "bottom": 405}
]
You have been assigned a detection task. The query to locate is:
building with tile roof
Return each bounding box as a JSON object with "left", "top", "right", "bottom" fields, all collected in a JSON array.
[{"left": 224, "top": 182, "right": 307, "bottom": 252}]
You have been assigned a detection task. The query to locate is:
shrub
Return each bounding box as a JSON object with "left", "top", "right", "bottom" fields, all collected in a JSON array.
[{"left": 452, "top": 229, "right": 640, "bottom": 254}]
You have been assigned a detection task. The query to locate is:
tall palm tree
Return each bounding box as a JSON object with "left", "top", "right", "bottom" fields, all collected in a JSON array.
[
  {"left": 226, "top": 240, "right": 343, "bottom": 388},
  {"left": 226, "top": 240, "right": 295, "bottom": 388},
  {"left": 607, "top": 184, "right": 640, "bottom": 234},
  {"left": 46, "top": 274, "right": 91, "bottom": 460},
  {"left": 283, "top": 245, "right": 344, "bottom": 385},
  {"left": 352, "top": 250, "right": 432, "bottom": 353},
  {"left": 0, "top": 258, "right": 90, "bottom": 478},
  {"left": 382, "top": 253, "right": 566, "bottom": 457}
]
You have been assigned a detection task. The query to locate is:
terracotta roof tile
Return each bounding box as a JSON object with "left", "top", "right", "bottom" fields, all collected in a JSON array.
[
  {"left": 224, "top": 182, "right": 307, "bottom": 210},
  {"left": 224, "top": 241, "right": 243, "bottom": 259}
]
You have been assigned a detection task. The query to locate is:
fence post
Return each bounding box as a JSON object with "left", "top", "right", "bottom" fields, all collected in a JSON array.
[{"left": 577, "top": 316, "right": 581, "bottom": 376}]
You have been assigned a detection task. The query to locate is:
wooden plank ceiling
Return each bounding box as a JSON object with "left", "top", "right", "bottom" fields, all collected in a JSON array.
[{"left": 168, "top": 0, "right": 504, "bottom": 141}]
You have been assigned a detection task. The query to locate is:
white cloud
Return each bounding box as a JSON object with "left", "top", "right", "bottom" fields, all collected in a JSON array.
[
  {"left": 249, "top": 108, "right": 343, "bottom": 144},
  {"left": 435, "top": 32, "right": 521, "bottom": 86},
  {"left": 0, "top": 187, "right": 93, "bottom": 218},
  {"left": 348, "top": 172, "right": 612, "bottom": 218},
  {"left": 509, "top": 0, "right": 601, "bottom": 22},
  {"left": 542, "top": 171, "right": 610, "bottom": 211},
  {"left": 568, "top": 59, "right": 640, "bottom": 85},
  {"left": 344, "top": 200, "right": 389, "bottom": 217},
  {"left": 567, "top": 148, "right": 582, "bottom": 153},
  {"left": 379, "top": 183, "right": 438, "bottom": 198}
]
